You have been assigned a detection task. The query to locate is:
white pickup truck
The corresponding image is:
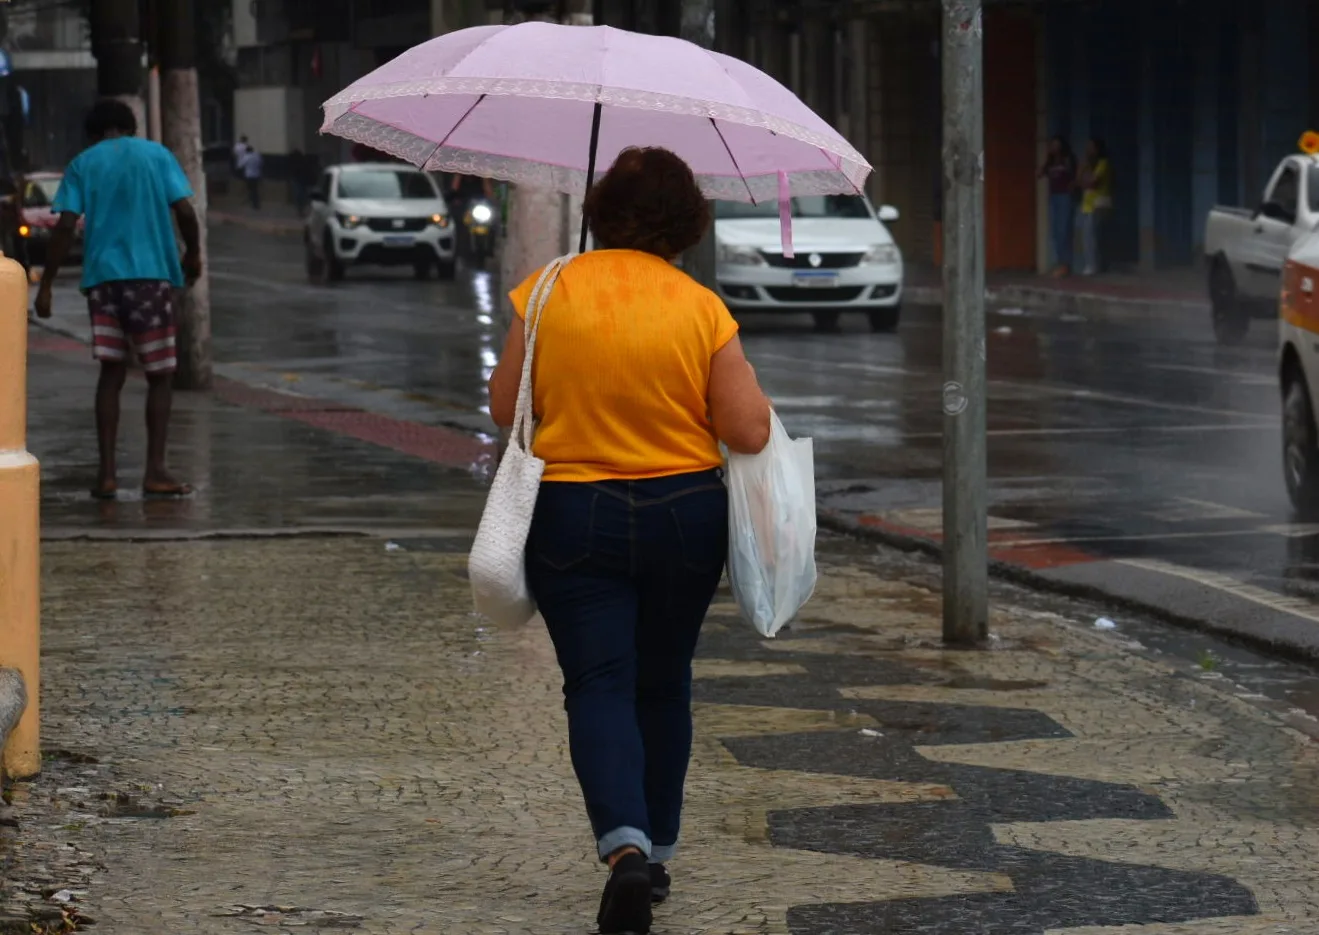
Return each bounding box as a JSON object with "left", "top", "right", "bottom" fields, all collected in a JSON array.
[{"left": 1204, "top": 153, "right": 1319, "bottom": 344}]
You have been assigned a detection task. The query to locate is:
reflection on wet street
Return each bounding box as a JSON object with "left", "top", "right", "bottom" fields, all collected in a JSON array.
[{"left": 187, "top": 228, "right": 1308, "bottom": 619}]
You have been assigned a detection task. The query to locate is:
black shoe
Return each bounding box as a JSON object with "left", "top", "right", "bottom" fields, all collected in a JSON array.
[
  {"left": 649, "top": 862, "right": 671, "bottom": 904},
  {"left": 597, "top": 851, "right": 652, "bottom": 934}
]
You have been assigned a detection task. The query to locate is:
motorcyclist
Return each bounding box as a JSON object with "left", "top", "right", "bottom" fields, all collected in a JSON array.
[
  {"left": 448, "top": 172, "right": 494, "bottom": 218},
  {"left": 448, "top": 172, "right": 496, "bottom": 256}
]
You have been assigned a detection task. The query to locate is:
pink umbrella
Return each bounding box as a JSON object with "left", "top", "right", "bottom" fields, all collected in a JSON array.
[{"left": 321, "top": 22, "right": 870, "bottom": 254}]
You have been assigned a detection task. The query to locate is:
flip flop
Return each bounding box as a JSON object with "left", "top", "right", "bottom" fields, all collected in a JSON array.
[{"left": 142, "top": 482, "right": 194, "bottom": 498}]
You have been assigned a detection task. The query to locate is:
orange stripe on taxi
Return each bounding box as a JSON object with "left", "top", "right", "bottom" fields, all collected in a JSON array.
[{"left": 1283, "top": 259, "right": 1319, "bottom": 334}]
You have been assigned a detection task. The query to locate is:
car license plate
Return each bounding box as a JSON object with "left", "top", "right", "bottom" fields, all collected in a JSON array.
[
  {"left": 792, "top": 271, "right": 838, "bottom": 288},
  {"left": 383, "top": 235, "right": 415, "bottom": 247}
]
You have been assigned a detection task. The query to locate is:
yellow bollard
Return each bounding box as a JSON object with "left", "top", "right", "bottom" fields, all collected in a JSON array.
[{"left": 0, "top": 254, "right": 39, "bottom": 778}]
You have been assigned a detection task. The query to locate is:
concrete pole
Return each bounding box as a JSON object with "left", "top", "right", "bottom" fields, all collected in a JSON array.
[
  {"left": 499, "top": 6, "right": 572, "bottom": 332},
  {"left": 0, "top": 255, "right": 39, "bottom": 779},
  {"left": 160, "top": 0, "right": 212, "bottom": 390},
  {"left": 940, "top": 0, "right": 987, "bottom": 645},
  {"left": 147, "top": 66, "right": 163, "bottom": 141},
  {"left": 679, "top": 0, "right": 717, "bottom": 291}
]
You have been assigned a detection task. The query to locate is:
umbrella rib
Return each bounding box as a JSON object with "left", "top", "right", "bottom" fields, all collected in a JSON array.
[
  {"left": 709, "top": 117, "right": 757, "bottom": 205},
  {"left": 423, "top": 93, "right": 488, "bottom": 170}
]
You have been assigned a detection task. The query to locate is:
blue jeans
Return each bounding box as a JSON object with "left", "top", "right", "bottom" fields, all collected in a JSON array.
[
  {"left": 1048, "top": 192, "right": 1074, "bottom": 270},
  {"left": 527, "top": 469, "right": 728, "bottom": 863}
]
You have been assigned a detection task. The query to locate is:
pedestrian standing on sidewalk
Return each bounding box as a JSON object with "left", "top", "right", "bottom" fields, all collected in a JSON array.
[
  {"left": 1077, "top": 137, "right": 1113, "bottom": 276},
  {"left": 487, "top": 147, "right": 771, "bottom": 935},
  {"left": 1039, "top": 135, "right": 1076, "bottom": 276},
  {"left": 239, "top": 143, "right": 264, "bottom": 211},
  {"left": 33, "top": 98, "right": 201, "bottom": 499}
]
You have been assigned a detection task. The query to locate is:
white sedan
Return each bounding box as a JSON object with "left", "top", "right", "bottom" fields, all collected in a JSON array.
[{"left": 714, "top": 194, "right": 904, "bottom": 332}]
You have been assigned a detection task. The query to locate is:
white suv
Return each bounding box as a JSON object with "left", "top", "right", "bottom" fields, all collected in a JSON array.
[{"left": 305, "top": 163, "right": 457, "bottom": 282}]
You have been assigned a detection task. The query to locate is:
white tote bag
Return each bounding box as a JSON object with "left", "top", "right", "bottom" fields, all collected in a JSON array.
[
  {"left": 725, "top": 412, "right": 818, "bottom": 638},
  {"left": 468, "top": 255, "right": 571, "bottom": 625}
]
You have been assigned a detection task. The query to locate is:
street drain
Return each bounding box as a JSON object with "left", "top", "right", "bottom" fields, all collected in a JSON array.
[
  {"left": 215, "top": 906, "right": 364, "bottom": 928},
  {"left": 940, "top": 676, "right": 1049, "bottom": 691},
  {"left": 96, "top": 792, "right": 192, "bottom": 819}
]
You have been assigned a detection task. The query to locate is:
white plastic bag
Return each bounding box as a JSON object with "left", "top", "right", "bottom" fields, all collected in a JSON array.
[{"left": 726, "top": 413, "right": 817, "bottom": 637}]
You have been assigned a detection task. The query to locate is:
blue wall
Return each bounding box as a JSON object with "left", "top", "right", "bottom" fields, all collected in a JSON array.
[{"left": 1045, "top": 0, "right": 1310, "bottom": 269}]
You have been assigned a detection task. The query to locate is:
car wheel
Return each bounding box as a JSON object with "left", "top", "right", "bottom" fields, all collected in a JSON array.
[
  {"left": 868, "top": 307, "right": 901, "bottom": 333},
  {"left": 324, "top": 236, "right": 345, "bottom": 283},
  {"left": 304, "top": 235, "right": 324, "bottom": 283},
  {"left": 812, "top": 311, "right": 841, "bottom": 333},
  {"left": 437, "top": 258, "right": 457, "bottom": 281},
  {"left": 1210, "top": 258, "right": 1248, "bottom": 345},
  {"left": 1285, "top": 377, "right": 1319, "bottom": 518}
]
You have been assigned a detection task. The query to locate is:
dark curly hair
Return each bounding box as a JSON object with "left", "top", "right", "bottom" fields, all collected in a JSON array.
[
  {"left": 85, "top": 98, "right": 138, "bottom": 141},
  {"left": 582, "top": 147, "right": 710, "bottom": 258}
]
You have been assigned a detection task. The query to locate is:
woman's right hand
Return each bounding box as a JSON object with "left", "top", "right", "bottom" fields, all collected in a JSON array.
[{"left": 709, "top": 336, "right": 771, "bottom": 454}]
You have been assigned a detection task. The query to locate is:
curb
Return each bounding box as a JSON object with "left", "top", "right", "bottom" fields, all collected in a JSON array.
[
  {"left": 0, "top": 668, "right": 27, "bottom": 780},
  {"left": 817, "top": 509, "right": 1319, "bottom": 667},
  {"left": 904, "top": 283, "right": 1206, "bottom": 326},
  {"left": 209, "top": 211, "right": 303, "bottom": 238}
]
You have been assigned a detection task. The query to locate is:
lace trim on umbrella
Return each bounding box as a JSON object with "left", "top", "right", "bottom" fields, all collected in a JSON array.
[
  {"left": 325, "top": 111, "right": 869, "bottom": 200},
  {"left": 322, "top": 77, "right": 868, "bottom": 168}
]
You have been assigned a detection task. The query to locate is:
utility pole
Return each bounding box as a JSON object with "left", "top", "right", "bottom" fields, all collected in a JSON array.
[
  {"left": 90, "top": 0, "right": 146, "bottom": 133},
  {"left": 158, "top": 0, "right": 212, "bottom": 389},
  {"left": 499, "top": 2, "right": 574, "bottom": 333},
  {"left": 675, "top": 0, "right": 716, "bottom": 291},
  {"left": 940, "top": 0, "right": 987, "bottom": 645}
]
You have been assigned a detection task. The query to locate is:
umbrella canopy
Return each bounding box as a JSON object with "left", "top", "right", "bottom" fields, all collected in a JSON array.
[{"left": 321, "top": 22, "right": 870, "bottom": 208}]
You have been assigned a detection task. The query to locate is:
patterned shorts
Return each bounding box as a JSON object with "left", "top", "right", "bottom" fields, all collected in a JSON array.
[{"left": 87, "top": 280, "right": 178, "bottom": 375}]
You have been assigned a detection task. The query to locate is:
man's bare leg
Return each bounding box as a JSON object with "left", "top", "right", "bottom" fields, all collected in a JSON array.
[
  {"left": 94, "top": 362, "right": 128, "bottom": 498},
  {"left": 143, "top": 373, "right": 191, "bottom": 495}
]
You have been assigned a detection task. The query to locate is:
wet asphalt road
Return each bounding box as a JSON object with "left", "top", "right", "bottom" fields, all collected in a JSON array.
[{"left": 198, "top": 226, "right": 1319, "bottom": 633}]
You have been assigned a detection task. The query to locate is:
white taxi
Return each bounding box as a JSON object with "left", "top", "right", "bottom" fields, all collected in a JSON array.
[
  {"left": 714, "top": 194, "right": 904, "bottom": 332},
  {"left": 1280, "top": 225, "right": 1319, "bottom": 515}
]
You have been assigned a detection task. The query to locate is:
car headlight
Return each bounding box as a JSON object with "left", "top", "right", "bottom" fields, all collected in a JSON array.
[
  {"left": 470, "top": 204, "right": 493, "bottom": 223},
  {"left": 717, "top": 243, "right": 766, "bottom": 266},
  {"left": 431, "top": 213, "right": 450, "bottom": 228},
  {"left": 17, "top": 224, "right": 29, "bottom": 238},
  {"left": 862, "top": 244, "right": 900, "bottom": 265},
  {"left": 336, "top": 213, "right": 363, "bottom": 229}
]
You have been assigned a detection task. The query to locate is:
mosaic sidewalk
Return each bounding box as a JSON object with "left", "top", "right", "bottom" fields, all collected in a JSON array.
[{"left": 2, "top": 536, "right": 1316, "bottom": 934}]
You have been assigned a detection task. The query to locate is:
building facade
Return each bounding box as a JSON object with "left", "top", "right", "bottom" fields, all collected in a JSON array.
[
  {"left": 7, "top": 1, "right": 97, "bottom": 170},
  {"left": 722, "top": 0, "right": 1315, "bottom": 274},
  {"left": 229, "top": 0, "right": 1316, "bottom": 272}
]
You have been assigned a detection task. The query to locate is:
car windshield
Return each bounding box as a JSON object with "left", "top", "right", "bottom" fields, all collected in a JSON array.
[
  {"left": 337, "top": 170, "right": 437, "bottom": 200},
  {"left": 715, "top": 194, "right": 873, "bottom": 220},
  {"left": 24, "top": 178, "right": 60, "bottom": 208}
]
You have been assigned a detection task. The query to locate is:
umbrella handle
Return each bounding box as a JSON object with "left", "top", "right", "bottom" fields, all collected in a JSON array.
[{"left": 579, "top": 102, "right": 603, "bottom": 254}]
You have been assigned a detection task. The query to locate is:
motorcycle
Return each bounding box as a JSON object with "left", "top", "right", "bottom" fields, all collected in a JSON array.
[{"left": 462, "top": 199, "right": 496, "bottom": 264}]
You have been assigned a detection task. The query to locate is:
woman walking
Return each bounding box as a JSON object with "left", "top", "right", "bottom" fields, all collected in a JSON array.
[
  {"left": 1077, "top": 137, "right": 1113, "bottom": 276},
  {"left": 487, "top": 147, "right": 772, "bottom": 934},
  {"left": 1039, "top": 135, "right": 1076, "bottom": 276}
]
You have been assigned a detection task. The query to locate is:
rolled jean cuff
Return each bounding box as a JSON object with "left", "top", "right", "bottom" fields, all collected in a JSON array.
[
  {"left": 598, "top": 826, "right": 651, "bottom": 863},
  {"left": 650, "top": 842, "right": 677, "bottom": 862}
]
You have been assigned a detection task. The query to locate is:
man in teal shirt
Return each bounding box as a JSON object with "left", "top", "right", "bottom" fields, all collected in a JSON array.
[{"left": 35, "top": 99, "right": 201, "bottom": 499}]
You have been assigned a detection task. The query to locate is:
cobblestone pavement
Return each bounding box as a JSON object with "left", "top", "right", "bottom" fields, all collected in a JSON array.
[{"left": 5, "top": 534, "right": 1318, "bottom": 933}]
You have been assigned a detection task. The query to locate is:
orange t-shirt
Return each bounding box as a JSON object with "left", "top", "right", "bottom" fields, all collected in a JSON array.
[{"left": 509, "top": 249, "right": 739, "bottom": 483}]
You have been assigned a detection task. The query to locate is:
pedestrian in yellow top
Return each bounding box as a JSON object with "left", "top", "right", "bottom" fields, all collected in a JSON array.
[
  {"left": 488, "top": 147, "right": 771, "bottom": 935},
  {"left": 1077, "top": 137, "right": 1112, "bottom": 276}
]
